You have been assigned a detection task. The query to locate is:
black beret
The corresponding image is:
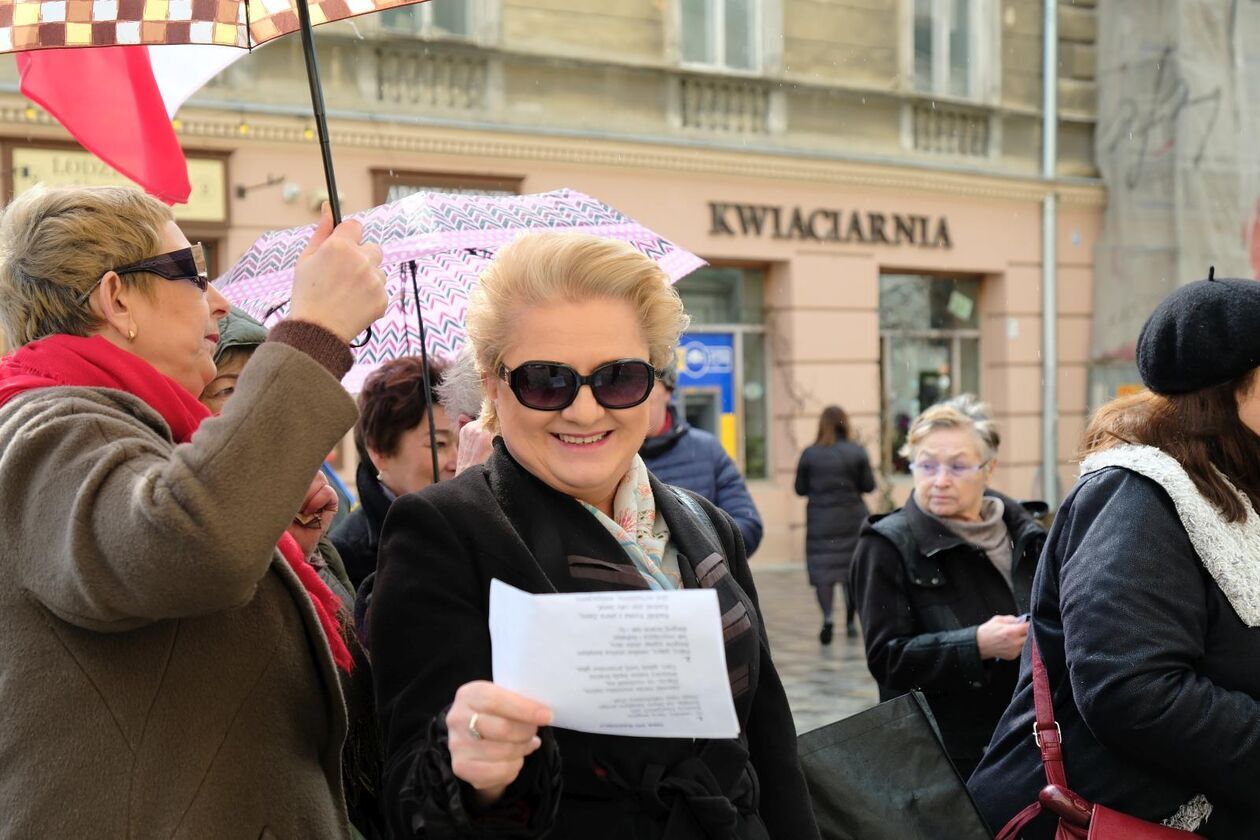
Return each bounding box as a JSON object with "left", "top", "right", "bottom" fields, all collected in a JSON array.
[{"left": 1136, "top": 276, "right": 1260, "bottom": 394}]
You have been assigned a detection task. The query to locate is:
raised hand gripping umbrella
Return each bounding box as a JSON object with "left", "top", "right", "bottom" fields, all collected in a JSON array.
[{"left": 217, "top": 187, "right": 706, "bottom": 481}]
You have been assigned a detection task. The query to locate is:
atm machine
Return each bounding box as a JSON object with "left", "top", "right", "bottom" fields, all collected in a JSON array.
[{"left": 673, "top": 333, "right": 740, "bottom": 464}]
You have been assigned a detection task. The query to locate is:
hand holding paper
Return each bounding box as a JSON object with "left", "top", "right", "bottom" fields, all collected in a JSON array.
[
  {"left": 489, "top": 580, "right": 740, "bottom": 739},
  {"left": 444, "top": 680, "right": 551, "bottom": 807}
]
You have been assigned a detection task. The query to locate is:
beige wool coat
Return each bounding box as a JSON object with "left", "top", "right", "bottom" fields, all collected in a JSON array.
[{"left": 0, "top": 341, "right": 358, "bottom": 839}]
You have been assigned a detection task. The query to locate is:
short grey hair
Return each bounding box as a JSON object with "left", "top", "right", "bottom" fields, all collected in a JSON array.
[
  {"left": 900, "top": 393, "right": 1001, "bottom": 463},
  {"left": 435, "top": 347, "right": 483, "bottom": 422},
  {"left": 0, "top": 185, "right": 172, "bottom": 347}
]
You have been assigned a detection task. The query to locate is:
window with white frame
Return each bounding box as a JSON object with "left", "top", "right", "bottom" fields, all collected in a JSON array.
[
  {"left": 680, "top": 0, "right": 759, "bottom": 72},
  {"left": 912, "top": 0, "right": 992, "bottom": 100},
  {"left": 380, "top": 0, "right": 473, "bottom": 38}
]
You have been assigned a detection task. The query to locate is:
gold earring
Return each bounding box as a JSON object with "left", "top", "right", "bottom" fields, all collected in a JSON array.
[{"left": 127, "top": 327, "right": 136, "bottom": 341}]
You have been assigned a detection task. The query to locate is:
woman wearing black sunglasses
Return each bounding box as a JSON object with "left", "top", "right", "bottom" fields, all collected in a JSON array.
[
  {"left": 0, "top": 186, "right": 386, "bottom": 837},
  {"left": 370, "top": 233, "right": 818, "bottom": 839}
]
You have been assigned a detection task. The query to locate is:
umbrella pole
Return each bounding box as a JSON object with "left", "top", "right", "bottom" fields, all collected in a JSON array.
[
  {"left": 409, "top": 261, "right": 442, "bottom": 484},
  {"left": 295, "top": 0, "right": 341, "bottom": 225},
  {"left": 294, "top": 0, "right": 376, "bottom": 347}
]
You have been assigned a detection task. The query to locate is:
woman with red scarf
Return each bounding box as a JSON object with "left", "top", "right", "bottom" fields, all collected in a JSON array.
[{"left": 0, "top": 185, "right": 386, "bottom": 838}]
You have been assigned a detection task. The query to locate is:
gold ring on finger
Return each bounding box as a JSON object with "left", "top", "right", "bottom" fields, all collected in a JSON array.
[{"left": 468, "top": 712, "right": 483, "bottom": 741}]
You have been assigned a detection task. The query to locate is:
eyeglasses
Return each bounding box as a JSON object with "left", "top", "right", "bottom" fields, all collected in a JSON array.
[
  {"left": 910, "top": 459, "right": 991, "bottom": 479},
  {"left": 499, "top": 359, "right": 658, "bottom": 411},
  {"left": 79, "top": 243, "right": 209, "bottom": 304}
]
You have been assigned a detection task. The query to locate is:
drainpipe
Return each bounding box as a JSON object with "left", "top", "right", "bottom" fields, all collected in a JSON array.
[{"left": 1041, "top": 0, "right": 1059, "bottom": 506}]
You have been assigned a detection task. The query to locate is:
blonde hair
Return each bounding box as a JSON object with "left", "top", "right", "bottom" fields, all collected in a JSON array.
[
  {"left": 466, "top": 233, "right": 690, "bottom": 428},
  {"left": 0, "top": 185, "right": 172, "bottom": 347},
  {"left": 900, "top": 394, "right": 1001, "bottom": 463}
]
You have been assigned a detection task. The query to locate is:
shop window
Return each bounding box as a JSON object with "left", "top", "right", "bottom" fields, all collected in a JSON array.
[
  {"left": 198, "top": 240, "right": 220, "bottom": 278},
  {"left": 371, "top": 170, "right": 521, "bottom": 206},
  {"left": 912, "top": 0, "right": 994, "bottom": 101},
  {"left": 183, "top": 236, "right": 222, "bottom": 278},
  {"left": 675, "top": 266, "right": 768, "bottom": 479},
  {"left": 879, "top": 274, "right": 981, "bottom": 474},
  {"left": 380, "top": 0, "right": 473, "bottom": 38},
  {"left": 679, "top": 0, "right": 760, "bottom": 73}
]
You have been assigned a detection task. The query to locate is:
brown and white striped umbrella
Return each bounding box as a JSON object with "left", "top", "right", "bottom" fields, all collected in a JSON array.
[{"left": 0, "top": 0, "right": 419, "bottom": 52}]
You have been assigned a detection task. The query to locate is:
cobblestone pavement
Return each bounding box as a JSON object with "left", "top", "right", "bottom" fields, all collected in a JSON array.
[{"left": 750, "top": 565, "right": 879, "bottom": 734}]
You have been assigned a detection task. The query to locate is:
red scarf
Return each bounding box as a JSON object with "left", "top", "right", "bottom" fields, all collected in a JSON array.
[{"left": 0, "top": 334, "right": 352, "bottom": 672}]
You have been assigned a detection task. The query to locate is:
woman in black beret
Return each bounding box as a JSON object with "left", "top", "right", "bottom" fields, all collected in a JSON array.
[{"left": 968, "top": 276, "right": 1260, "bottom": 838}]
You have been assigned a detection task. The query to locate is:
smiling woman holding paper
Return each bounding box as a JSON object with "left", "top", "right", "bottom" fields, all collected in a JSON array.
[{"left": 371, "top": 233, "right": 819, "bottom": 839}]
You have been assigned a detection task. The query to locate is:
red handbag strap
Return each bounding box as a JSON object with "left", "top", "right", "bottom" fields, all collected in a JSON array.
[
  {"left": 1029, "top": 635, "right": 1069, "bottom": 788},
  {"left": 994, "top": 801, "right": 1044, "bottom": 840},
  {"left": 993, "top": 636, "right": 1074, "bottom": 839}
]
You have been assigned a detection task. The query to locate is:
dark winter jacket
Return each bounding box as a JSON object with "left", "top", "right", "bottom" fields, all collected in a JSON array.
[
  {"left": 330, "top": 460, "right": 394, "bottom": 591},
  {"left": 849, "top": 489, "right": 1046, "bottom": 779},
  {"left": 640, "top": 403, "right": 763, "bottom": 555},
  {"left": 371, "top": 440, "right": 819, "bottom": 840},
  {"left": 794, "top": 440, "right": 876, "bottom": 586},
  {"left": 969, "top": 448, "right": 1260, "bottom": 839},
  {"left": 309, "top": 535, "right": 355, "bottom": 611}
]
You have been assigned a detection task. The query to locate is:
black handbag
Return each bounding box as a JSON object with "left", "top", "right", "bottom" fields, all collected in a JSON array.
[{"left": 797, "top": 691, "right": 992, "bottom": 840}]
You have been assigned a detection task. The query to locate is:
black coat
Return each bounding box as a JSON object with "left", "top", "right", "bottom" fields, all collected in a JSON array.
[
  {"left": 969, "top": 467, "right": 1260, "bottom": 839},
  {"left": 329, "top": 460, "right": 393, "bottom": 591},
  {"left": 848, "top": 490, "right": 1045, "bottom": 779},
  {"left": 370, "top": 441, "right": 819, "bottom": 840},
  {"left": 793, "top": 441, "right": 875, "bottom": 586}
]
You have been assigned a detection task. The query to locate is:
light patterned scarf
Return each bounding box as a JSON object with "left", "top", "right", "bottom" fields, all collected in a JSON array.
[{"left": 581, "top": 455, "right": 682, "bottom": 590}]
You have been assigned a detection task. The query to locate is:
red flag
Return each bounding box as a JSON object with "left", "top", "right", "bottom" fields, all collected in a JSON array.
[{"left": 17, "top": 47, "right": 191, "bottom": 205}]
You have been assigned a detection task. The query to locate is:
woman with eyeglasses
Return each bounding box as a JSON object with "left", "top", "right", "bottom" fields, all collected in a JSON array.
[
  {"left": 848, "top": 395, "right": 1047, "bottom": 779},
  {"left": 0, "top": 186, "right": 386, "bottom": 837},
  {"left": 370, "top": 233, "right": 818, "bottom": 839}
]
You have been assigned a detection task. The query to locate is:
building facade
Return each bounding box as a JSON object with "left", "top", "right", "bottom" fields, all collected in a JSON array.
[
  {"left": 1090, "top": 0, "right": 1260, "bottom": 406},
  {"left": 0, "top": 0, "right": 1102, "bottom": 565}
]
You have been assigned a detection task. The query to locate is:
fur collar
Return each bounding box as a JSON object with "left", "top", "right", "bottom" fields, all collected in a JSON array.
[{"left": 1080, "top": 444, "right": 1260, "bottom": 628}]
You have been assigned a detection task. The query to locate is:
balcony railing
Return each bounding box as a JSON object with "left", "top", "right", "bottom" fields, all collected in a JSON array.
[
  {"left": 909, "top": 101, "right": 993, "bottom": 157},
  {"left": 677, "top": 75, "right": 772, "bottom": 134},
  {"left": 376, "top": 47, "right": 488, "bottom": 111}
]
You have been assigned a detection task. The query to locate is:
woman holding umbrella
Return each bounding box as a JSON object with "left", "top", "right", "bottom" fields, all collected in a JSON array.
[
  {"left": 0, "top": 186, "right": 386, "bottom": 837},
  {"left": 370, "top": 233, "right": 818, "bottom": 839}
]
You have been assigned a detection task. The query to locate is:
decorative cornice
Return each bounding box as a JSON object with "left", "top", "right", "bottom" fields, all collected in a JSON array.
[{"left": 0, "top": 100, "right": 1105, "bottom": 208}]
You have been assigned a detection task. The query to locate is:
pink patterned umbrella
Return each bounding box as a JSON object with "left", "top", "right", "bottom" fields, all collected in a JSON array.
[{"left": 216, "top": 188, "right": 706, "bottom": 393}]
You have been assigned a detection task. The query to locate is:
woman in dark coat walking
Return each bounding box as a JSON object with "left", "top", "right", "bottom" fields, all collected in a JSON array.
[
  {"left": 794, "top": 405, "right": 875, "bottom": 643},
  {"left": 849, "top": 395, "right": 1046, "bottom": 780},
  {"left": 371, "top": 233, "right": 818, "bottom": 839},
  {"left": 969, "top": 278, "right": 1260, "bottom": 839}
]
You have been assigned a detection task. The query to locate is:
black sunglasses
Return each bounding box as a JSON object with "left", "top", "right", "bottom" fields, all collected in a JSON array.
[
  {"left": 79, "top": 243, "right": 209, "bottom": 303},
  {"left": 499, "top": 359, "right": 658, "bottom": 411}
]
